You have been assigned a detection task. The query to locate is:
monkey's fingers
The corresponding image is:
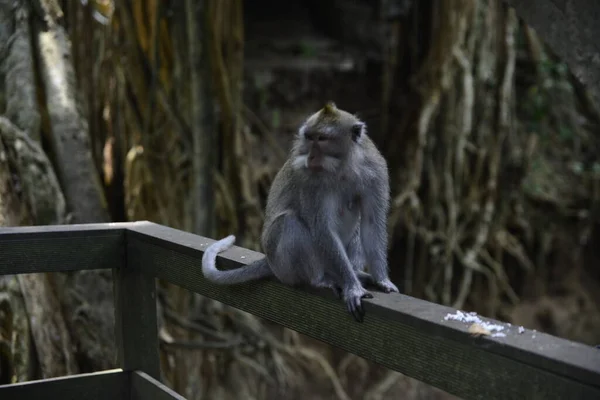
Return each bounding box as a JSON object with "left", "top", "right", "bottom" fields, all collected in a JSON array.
[
  {"left": 346, "top": 291, "right": 373, "bottom": 322},
  {"left": 346, "top": 297, "right": 364, "bottom": 322}
]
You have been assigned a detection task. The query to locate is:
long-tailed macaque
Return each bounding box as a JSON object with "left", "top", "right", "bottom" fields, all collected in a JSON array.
[{"left": 202, "top": 103, "right": 398, "bottom": 322}]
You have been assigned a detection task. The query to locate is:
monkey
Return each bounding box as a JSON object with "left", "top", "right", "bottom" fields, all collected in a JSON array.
[{"left": 201, "top": 102, "right": 399, "bottom": 322}]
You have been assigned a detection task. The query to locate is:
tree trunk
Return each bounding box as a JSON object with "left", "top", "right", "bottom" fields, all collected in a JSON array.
[
  {"left": 0, "top": 0, "right": 119, "bottom": 380},
  {"left": 32, "top": 0, "right": 109, "bottom": 224},
  {"left": 383, "top": 0, "right": 600, "bottom": 346},
  {"left": 31, "top": 0, "right": 117, "bottom": 372},
  {"left": 185, "top": 0, "right": 216, "bottom": 238}
]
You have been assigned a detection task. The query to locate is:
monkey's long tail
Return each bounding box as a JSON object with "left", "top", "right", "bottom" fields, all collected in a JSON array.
[{"left": 201, "top": 235, "right": 272, "bottom": 284}]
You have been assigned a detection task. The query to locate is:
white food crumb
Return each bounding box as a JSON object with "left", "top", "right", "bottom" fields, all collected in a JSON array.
[
  {"left": 444, "top": 310, "right": 505, "bottom": 332},
  {"left": 240, "top": 256, "right": 246, "bottom": 259},
  {"left": 492, "top": 333, "right": 506, "bottom": 338},
  {"left": 518, "top": 326, "right": 525, "bottom": 334}
]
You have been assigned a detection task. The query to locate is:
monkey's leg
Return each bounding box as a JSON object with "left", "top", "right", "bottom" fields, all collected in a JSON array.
[
  {"left": 265, "top": 213, "right": 332, "bottom": 290},
  {"left": 355, "top": 271, "right": 375, "bottom": 286},
  {"left": 316, "top": 275, "right": 344, "bottom": 299}
]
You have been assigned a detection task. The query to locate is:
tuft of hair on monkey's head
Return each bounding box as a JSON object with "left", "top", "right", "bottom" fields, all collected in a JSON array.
[
  {"left": 300, "top": 102, "right": 366, "bottom": 142},
  {"left": 320, "top": 101, "right": 339, "bottom": 118},
  {"left": 292, "top": 102, "right": 368, "bottom": 173}
]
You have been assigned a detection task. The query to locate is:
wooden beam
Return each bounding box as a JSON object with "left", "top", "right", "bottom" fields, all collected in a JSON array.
[
  {"left": 128, "top": 222, "right": 600, "bottom": 400},
  {"left": 0, "top": 222, "right": 134, "bottom": 275},
  {"left": 113, "top": 225, "right": 161, "bottom": 380},
  {"left": 503, "top": 0, "right": 600, "bottom": 105},
  {"left": 0, "top": 369, "right": 128, "bottom": 400},
  {"left": 131, "top": 371, "right": 186, "bottom": 400}
]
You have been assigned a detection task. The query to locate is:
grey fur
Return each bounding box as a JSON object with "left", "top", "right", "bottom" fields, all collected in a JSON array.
[
  {"left": 201, "top": 235, "right": 272, "bottom": 283},
  {"left": 201, "top": 104, "right": 399, "bottom": 322}
]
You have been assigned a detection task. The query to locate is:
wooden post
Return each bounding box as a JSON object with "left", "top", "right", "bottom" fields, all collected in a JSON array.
[{"left": 113, "top": 229, "right": 161, "bottom": 380}]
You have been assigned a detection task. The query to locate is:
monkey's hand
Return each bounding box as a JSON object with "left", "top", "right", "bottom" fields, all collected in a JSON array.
[
  {"left": 344, "top": 287, "right": 373, "bottom": 322},
  {"left": 375, "top": 278, "right": 399, "bottom": 293}
]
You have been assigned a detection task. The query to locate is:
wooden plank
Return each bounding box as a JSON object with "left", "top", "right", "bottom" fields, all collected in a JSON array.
[
  {"left": 127, "top": 222, "right": 600, "bottom": 400},
  {"left": 113, "top": 227, "right": 161, "bottom": 380},
  {"left": 131, "top": 371, "right": 186, "bottom": 400},
  {"left": 0, "top": 222, "right": 136, "bottom": 236},
  {"left": 0, "top": 369, "right": 128, "bottom": 400},
  {"left": 0, "top": 223, "right": 138, "bottom": 275}
]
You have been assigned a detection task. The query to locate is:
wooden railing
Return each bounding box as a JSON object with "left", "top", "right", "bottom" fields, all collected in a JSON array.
[{"left": 0, "top": 222, "right": 599, "bottom": 399}]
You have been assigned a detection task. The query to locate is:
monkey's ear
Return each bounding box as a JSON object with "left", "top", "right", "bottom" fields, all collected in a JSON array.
[
  {"left": 298, "top": 123, "right": 307, "bottom": 138},
  {"left": 351, "top": 122, "right": 365, "bottom": 142}
]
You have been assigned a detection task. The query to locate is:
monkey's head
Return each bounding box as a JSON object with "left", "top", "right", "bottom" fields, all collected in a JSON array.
[{"left": 292, "top": 102, "right": 366, "bottom": 174}]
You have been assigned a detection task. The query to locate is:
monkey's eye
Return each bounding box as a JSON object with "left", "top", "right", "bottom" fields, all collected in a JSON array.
[{"left": 305, "top": 132, "right": 328, "bottom": 142}]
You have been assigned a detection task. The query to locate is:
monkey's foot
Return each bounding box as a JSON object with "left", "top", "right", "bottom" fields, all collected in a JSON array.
[
  {"left": 375, "top": 278, "right": 399, "bottom": 293},
  {"left": 344, "top": 287, "right": 373, "bottom": 323},
  {"left": 356, "top": 271, "right": 374, "bottom": 286},
  {"left": 324, "top": 284, "right": 342, "bottom": 299},
  {"left": 314, "top": 279, "right": 343, "bottom": 299}
]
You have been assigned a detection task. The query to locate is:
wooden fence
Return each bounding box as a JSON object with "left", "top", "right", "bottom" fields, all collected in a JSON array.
[{"left": 0, "top": 222, "right": 598, "bottom": 399}]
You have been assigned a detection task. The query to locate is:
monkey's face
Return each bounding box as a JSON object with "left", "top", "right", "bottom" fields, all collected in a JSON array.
[
  {"left": 292, "top": 104, "right": 365, "bottom": 174},
  {"left": 294, "top": 127, "right": 346, "bottom": 172}
]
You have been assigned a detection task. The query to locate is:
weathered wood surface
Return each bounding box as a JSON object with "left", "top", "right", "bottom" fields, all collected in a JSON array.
[
  {"left": 128, "top": 222, "right": 600, "bottom": 400},
  {"left": 1, "top": 222, "right": 600, "bottom": 400},
  {"left": 503, "top": 0, "right": 600, "bottom": 105},
  {"left": 113, "top": 230, "right": 161, "bottom": 380},
  {"left": 0, "top": 369, "right": 128, "bottom": 400},
  {"left": 0, "top": 223, "right": 130, "bottom": 275},
  {"left": 0, "top": 369, "right": 186, "bottom": 400}
]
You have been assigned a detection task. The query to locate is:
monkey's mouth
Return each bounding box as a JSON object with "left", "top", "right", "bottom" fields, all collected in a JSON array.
[
  {"left": 291, "top": 154, "right": 337, "bottom": 173},
  {"left": 306, "top": 154, "right": 325, "bottom": 171},
  {"left": 307, "top": 155, "right": 340, "bottom": 173}
]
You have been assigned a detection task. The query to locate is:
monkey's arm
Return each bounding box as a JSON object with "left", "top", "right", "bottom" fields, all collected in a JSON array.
[
  {"left": 320, "top": 231, "right": 374, "bottom": 321},
  {"left": 360, "top": 167, "right": 399, "bottom": 293},
  {"left": 312, "top": 206, "right": 373, "bottom": 321},
  {"left": 347, "top": 228, "right": 366, "bottom": 271}
]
